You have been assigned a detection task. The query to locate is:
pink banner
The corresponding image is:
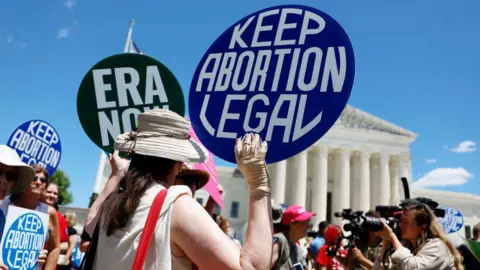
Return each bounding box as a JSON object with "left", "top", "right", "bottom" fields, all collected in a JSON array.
[{"left": 188, "top": 122, "right": 224, "bottom": 209}]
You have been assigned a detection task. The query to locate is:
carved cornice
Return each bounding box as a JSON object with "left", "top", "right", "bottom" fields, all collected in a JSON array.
[{"left": 335, "top": 105, "right": 418, "bottom": 139}]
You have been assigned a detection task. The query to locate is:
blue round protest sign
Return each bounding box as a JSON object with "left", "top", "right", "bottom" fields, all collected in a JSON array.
[
  {"left": 72, "top": 240, "right": 84, "bottom": 268},
  {"left": 189, "top": 5, "right": 355, "bottom": 163},
  {"left": 7, "top": 120, "right": 62, "bottom": 176},
  {"left": 2, "top": 213, "right": 46, "bottom": 270},
  {"left": 437, "top": 207, "right": 464, "bottom": 234}
]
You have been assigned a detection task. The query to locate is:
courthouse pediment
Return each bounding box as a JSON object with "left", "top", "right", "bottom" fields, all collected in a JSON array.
[{"left": 336, "top": 105, "right": 417, "bottom": 139}]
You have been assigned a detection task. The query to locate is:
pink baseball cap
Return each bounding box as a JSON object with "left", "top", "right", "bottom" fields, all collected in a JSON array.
[{"left": 281, "top": 205, "right": 316, "bottom": 225}]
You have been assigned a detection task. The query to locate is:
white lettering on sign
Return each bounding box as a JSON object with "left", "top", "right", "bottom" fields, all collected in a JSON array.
[
  {"left": 196, "top": 8, "right": 342, "bottom": 142},
  {"left": 8, "top": 122, "right": 60, "bottom": 169},
  {"left": 92, "top": 65, "right": 170, "bottom": 146},
  {"left": 201, "top": 94, "right": 322, "bottom": 142}
]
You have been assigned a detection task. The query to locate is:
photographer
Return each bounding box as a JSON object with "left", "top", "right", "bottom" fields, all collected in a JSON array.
[{"left": 372, "top": 203, "right": 463, "bottom": 270}]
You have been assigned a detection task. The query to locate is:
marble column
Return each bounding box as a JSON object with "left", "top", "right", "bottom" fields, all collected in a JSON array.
[
  {"left": 271, "top": 160, "right": 287, "bottom": 204},
  {"left": 311, "top": 146, "right": 328, "bottom": 226},
  {"left": 332, "top": 149, "right": 351, "bottom": 223},
  {"left": 390, "top": 158, "right": 399, "bottom": 205},
  {"left": 359, "top": 152, "right": 371, "bottom": 211},
  {"left": 350, "top": 153, "right": 361, "bottom": 211},
  {"left": 379, "top": 152, "right": 391, "bottom": 206},
  {"left": 399, "top": 157, "right": 411, "bottom": 199},
  {"left": 291, "top": 151, "right": 308, "bottom": 207},
  {"left": 370, "top": 156, "right": 380, "bottom": 209}
]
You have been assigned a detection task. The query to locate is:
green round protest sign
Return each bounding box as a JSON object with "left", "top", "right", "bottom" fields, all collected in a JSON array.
[{"left": 77, "top": 53, "right": 185, "bottom": 153}]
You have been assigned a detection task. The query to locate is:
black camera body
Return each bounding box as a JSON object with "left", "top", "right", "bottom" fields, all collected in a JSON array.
[{"left": 335, "top": 208, "right": 400, "bottom": 236}]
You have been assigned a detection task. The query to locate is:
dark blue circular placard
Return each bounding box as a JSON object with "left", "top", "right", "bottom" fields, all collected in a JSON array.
[
  {"left": 189, "top": 5, "right": 355, "bottom": 163},
  {"left": 2, "top": 212, "right": 46, "bottom": 270},
  {"left": 7, "top": 120, "right": 62, "bottom": 176}
]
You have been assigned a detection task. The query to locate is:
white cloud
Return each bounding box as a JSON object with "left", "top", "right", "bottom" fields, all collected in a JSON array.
[
  {"left": 64, "top": 0, "right": 76, "bottom": 10},
  {"left": 7, "top": 35, "right": 14, "bottom": 44},
  {"left": 412, "top": 167, "right": 473, "bottom": 189},
  {"left": 425, "top": 159, "right": 437, "bottom": 164},
  {"left": 58, "top": 27, "right": 70, "bottom": 38},
  {"left": 449, "top": 140, "right": 476, "bottom": 153}
]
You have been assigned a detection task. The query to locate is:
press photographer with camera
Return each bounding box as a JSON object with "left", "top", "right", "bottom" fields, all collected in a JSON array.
[{"left": 372, "top": 202, "right": 463, "bottom": 270}]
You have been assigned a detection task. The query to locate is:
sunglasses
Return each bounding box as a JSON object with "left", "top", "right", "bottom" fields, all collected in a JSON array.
[
  {"left": 0, "top": 170, "right": 18, "bottom": 181},
  {"left": 33, "top": 175, "right": 48, "bottom": 184}
]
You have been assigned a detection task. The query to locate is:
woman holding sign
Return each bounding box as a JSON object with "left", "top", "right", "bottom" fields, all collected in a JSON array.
[
  {"left": 85, "top": 109, "right": 273, "bottom": 270},
  {"left": 0, "top": 146, "right": 51, "bottom": 269},
  {"left": 0, "top": 164, "right": 60, "bottom": 270}
]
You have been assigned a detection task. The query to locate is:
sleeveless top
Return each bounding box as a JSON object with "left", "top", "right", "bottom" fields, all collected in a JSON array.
[{"left": 93, "top": 184, "right": 193, "bottom": 270}]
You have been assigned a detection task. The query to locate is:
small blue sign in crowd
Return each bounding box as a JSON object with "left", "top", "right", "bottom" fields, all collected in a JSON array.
[
  {"left": 437, "top": 207, "right": 464, "bottom": 234},
  {"left": 72, "top": 240, "right": 85, "bottom": 269},
  {"left": 189, "top": 5, "right": 355, "bottom": 163},
  {"left": 7, "top": 119, "right": 62, "bottom": 176}
]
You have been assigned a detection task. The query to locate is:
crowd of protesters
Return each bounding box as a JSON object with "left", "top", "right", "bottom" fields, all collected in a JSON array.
[{"left": 0, "top": 109, "right": 479, "bottom": 269}]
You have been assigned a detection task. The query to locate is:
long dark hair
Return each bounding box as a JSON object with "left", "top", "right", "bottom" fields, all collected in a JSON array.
[{"left": 100, "top": 154, "right": 177, "bottom": 236}]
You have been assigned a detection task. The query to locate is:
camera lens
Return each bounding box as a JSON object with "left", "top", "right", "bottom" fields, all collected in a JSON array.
[{"left": 361, "top": 217, "right": 383, "bottom": 232}]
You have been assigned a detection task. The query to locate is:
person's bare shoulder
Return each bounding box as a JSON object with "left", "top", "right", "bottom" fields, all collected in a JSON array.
[{"left": 47, "top": 205, "right": 57, "bottom": 217}]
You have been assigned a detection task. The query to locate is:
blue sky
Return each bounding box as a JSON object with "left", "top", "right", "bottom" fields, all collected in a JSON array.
[{"left": 1, "top": 0, "right": 478, "bottom": 208}]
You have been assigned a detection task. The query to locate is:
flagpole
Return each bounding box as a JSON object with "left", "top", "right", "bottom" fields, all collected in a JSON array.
[
  {"left": 92, "top": 19, "right": 135, "bottom": 197},
  {"left": 124, "top": 19, "right": 135, "bottom": 53}
]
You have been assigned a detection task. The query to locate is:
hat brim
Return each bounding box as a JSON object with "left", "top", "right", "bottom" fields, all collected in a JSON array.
[
  {"left": 114, "top": 133, "right": 209, "bottom": 164},
  {"left": 0, "top": 158, "right": 35, "bottom": 195},
  {"left": 293, "top": 212, "right": 316, "bottom": 223},
  {"left": 177, "top": 168, "right": 210, "bottom": 189}
]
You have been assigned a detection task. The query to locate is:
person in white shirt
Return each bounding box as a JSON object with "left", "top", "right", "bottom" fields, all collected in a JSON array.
[{"left": 85, "top": 109, "right": 273, "bottom": 270}]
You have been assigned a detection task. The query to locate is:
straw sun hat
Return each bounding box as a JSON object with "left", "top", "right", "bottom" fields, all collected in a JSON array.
[
  {"left": 0, "top": 145, "right": 35, "bottom": 194},
  {"left": 114, "top": 109, "right": 209, "bottom": 164}
]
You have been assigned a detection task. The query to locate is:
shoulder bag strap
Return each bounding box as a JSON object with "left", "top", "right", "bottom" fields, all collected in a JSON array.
[
  {"left": 79, "top": 219, "right": 100, "bottom": 270},
  {"left": 132, "top": 189, "right": 168, "bottom": 270}
]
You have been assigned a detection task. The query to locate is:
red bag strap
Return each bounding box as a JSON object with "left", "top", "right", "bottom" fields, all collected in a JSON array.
[{"left": 132, "top": 189, "right": 168, "bottom": 270}]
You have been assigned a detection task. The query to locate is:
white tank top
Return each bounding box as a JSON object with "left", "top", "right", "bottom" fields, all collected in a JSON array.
[{"left": 93, "top": 183, "right": 193, "bottom": 270}]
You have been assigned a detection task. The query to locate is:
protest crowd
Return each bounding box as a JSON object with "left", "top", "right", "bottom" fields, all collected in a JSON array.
[
  {"left": 0, "top": 109, "right": 479, "bottom": 270},
  {"left": 1, "top": 4, "right": 480, "bottom": 270}
]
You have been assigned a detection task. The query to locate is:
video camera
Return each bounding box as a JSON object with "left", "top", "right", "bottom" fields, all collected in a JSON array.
[
  {"left": 333, "top": 208, "right": 401, "bottom": 248},
  {"left": 329, "top": 177, "right": 446, "bottom": 258}
]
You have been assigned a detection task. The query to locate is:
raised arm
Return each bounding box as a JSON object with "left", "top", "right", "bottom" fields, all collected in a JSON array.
[
  {"left": 85, "top": 151, "right": 129, "bottom": 235},
  {"left": 171, "top": 133, "right": 273, "bottom": 270}
]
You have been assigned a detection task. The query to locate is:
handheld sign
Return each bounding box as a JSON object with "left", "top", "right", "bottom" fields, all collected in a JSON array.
[
  {"left": 189, "top": 5, "right": 355, "bottom": 163},
  {"left": 437, "top": 207, "right": 464, "bottom": 234},
  {"left": 77, "top": 53, "right": 185, "bottom": 153},
  {"left": 7, "top": 120, "right": 62, "bottom": 176},
  {"left": 0, "top": 206, "right": 49, "bottom": 270},
  {"left": 72, "top": 237, "right": 84, "bottom": 268}
]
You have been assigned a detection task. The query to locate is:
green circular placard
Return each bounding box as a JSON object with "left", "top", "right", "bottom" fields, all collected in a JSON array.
[{"left": 77, "top": 53, "right": 185, "bottom": 154}]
